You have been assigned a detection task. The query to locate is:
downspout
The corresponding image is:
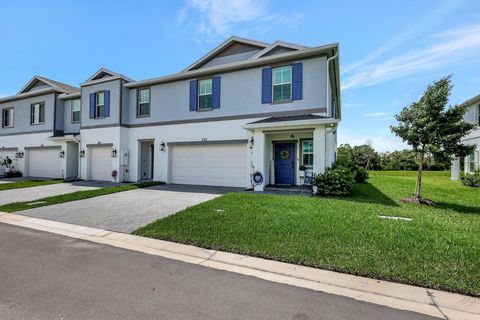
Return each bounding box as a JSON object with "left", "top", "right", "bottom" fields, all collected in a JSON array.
[
  {"left": 325, "top": 50, "right": 338, "bottom": 170},
  {"left": 326, "top": 51, "right": 338, "bottom": 118}
]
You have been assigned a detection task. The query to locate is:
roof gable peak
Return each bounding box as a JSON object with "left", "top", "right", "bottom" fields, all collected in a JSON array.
[
  {"left": 18, "top": 75, "right": 79, "bottom": 95},
  {"left": 182, "top": 36, "right": 270, "bottom": 72},
  {"left": 83, "top": 68, "right": 133, "bottom": 84}
]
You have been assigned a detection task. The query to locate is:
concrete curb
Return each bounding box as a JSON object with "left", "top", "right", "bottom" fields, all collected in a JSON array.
[{"left": 0, "top": 212, "right": 478, "bottom": 320}]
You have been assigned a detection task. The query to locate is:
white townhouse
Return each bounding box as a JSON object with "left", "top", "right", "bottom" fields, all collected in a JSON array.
[
  {"left": 0, "top": 36, "right": 341, "bottom": 191},
  {"left": 451, "top": 94, "right": 480, "bottom": 179}
]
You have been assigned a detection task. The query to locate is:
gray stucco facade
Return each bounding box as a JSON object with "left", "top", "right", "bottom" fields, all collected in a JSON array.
[
  {"left": 62, "top": 99, "right": 81, "bottom": 134},
  {"left": 80, "top": 79, "right": 123, "bottom": 128},
  {"left": 125, "top": 56, "right": 328, "bottom": 127},
  {"left": 0, "top": 93, "right": 56, "bottom": 136}
]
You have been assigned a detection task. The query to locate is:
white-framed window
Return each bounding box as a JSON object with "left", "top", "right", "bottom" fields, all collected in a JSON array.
[
  {"left": 272, "top": 65, "right": 292, "bottom": 102},
  {"left": 137, "top": 88, "right": 150, "bottom": 117},
  {"left": 302, "top": 139, "right": 314, "bottom": 167},
  {"left": 72, "top": 99, "right": 81, "bottom": 123},
  {"left": 95, "top": 92, "right": 105, "bottom": 118},
  {"left": 469, "top": 151, "right": 477, "bottom": 172},
  {"left": 198, "top": 79, "right": 212, "bottom": 110},
  {"left": 30, "top": 102, "right": 45, "bottom": 125},
  {"left": 2, "top": 108, "right": 13, "bottom": 128}
]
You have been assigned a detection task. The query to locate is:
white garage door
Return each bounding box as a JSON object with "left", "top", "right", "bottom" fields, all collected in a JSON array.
[
  {"left": 0, "top": 150, "right": 17, "bottom": 176},
  {"left": 89, "top": 147, "right": 112, "bottom": 181},
  {"left": 28, "top": 148, "right": 62, "bottom": 178},
  {"left": 171, "top": 144, "right": 247, "bottom": 187}
]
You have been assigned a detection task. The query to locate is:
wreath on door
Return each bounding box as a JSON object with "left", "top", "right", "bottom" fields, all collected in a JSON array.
[{"left": 280, "top": 149, "right": 290, "bottom": 160}]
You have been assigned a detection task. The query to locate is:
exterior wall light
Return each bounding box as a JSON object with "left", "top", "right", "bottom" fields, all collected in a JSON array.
[
  {"left": 79, "top": 149, "right": 85, "bottom": 157},
  {"left": 59, "top": 150, "right": 65, "bottom": 158},
  {"left": 15, "top": 151, "right": 24, "bottom": 158},
  {"left": 249, "top": 137, "right": 254, "bottom": 149},
  {"left": 290, "top": 134, "right": 295, "bottom": 141},
  {"left": 111, "top": 148, "right": 117, "bottom": 158},
  {"left": 160, "top": 141, "right": 166, "bottom": 151}
]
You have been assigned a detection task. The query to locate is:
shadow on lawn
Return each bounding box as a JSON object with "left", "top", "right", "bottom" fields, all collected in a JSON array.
[
  {"left": 436, "top": 202, "right": 480, "bottom": 215},
  {"left": 342, "top": 182, "right": 399, "bottom": 207}
]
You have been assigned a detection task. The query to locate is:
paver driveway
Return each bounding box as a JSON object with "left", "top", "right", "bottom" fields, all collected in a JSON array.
[
  {"left": 0, "top": 183, "right": 98, "bottom": 205},
  {"left": 19, "top": 185, "right": 235, "bottom": 232}
]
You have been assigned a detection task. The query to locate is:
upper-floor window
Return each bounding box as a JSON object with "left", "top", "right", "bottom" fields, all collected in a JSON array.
[
  {"left": 30, "top": 102, "right": 45, "bottom": 125},
  {"left": 72, "top": 99, "right": 81, "bottom": 123},
  {"left": 2, "top": 108, "right": 13, "bottom": 128},
  {"left": 137, "top": 88, "right": 151, "bottom": 117},
  {"left": 95, "top": 92, "right": 105, "bottom": 118},
  {"left": 272, "top": 66, "right": 292, "bottom": 102},
  {"left": 302, "top": 139, "right": 314, "bottom": 167},
  {"left": 198, "top": 79, "right": 212, "bottom": 110}
]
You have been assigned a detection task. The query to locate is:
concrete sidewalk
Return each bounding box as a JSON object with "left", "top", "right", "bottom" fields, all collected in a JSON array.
[{"left": 0, "top": 212, "right": 478, "bottom": 320}]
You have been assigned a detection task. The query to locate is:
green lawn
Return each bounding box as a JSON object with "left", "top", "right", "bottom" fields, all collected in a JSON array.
[
  {"left": 134, "top": 171, "right": 480, "bottom": 296},
  {"left": 0, "top": 181, "right": 164, "bottom": 212},
  {"left": 0, "top": 179, "right": 63, "bottom": 191}
]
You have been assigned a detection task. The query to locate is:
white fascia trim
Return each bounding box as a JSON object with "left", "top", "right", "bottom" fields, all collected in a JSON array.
[
  {"left": 126, "top": 43, "right": 339, "bottom": 89},
  {"left": 250, "top": 41, "right": 307, "bottom": 59},
  {"left": 0, "top": 88, "right": 56, "bottom": 104},
  {"left": 58, "top": 92, "right": 81, "bottom": 100},
  {"left": 80, "top": 76, "right": 125, "bottom": 87},
  {"left": 242, "top": 118, "right": 339, "bottom": 131},
  {"left": 463, "top": 94, "right": 480, "bottom": 106}
]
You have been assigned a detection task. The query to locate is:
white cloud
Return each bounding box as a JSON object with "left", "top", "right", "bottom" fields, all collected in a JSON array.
[
  {"left": 341, "top": 0, "right": 463, "bottom": 74},
  {"left": 178, "top": 0, "right": 298, "bottom": 38},
  {"left": 342, "top": 24, "right": 480, "bottom": 90},
  {"left": 337, "top": 129, "right": 408, "bottom": 152},
  {"left": 363, "top": 112, "right": 391, "bottom": 117}
]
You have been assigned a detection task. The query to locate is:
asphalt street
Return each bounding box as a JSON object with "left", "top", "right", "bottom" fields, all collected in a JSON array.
[{"left": 0, "top": 223, "right": 439, "bottom": 320}]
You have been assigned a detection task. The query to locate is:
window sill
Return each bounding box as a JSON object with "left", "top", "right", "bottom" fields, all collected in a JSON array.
[
  {"left": 136, "top": 114, "right": 151, "bottom": 118},
  {"left": 196, "top": 108, "right": 213, "bottom": 112},
  {"left": 30, "top": 122, "right": 45, "bottom": 126},
  {"left": 271, "top": 99, "right": 293, "bottom": 105}
]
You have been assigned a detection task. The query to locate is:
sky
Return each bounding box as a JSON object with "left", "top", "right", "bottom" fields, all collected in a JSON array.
[{"left": 1, "top": 0, "right": 479, "bottom": 152}]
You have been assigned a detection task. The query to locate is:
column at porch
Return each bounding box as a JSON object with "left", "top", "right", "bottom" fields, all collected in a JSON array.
[
  {"left": 313, "top": 126, "right": 326, "bottom": 175},
  {"left": 451, "top": 158, "right": 460, "bottom": 180},
  {"left": 252, "top": 129, "right": 266, "bottom": 191}
]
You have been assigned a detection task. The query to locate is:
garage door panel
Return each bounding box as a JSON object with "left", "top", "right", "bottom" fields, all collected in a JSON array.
[
  {"left": 171, "top": 144, "right": 247, "bottom": 188},
  {"left": 28, "top": 149, "right": 62, "bottom": 178},
  {"left": 89, "top": 147, "right": 112, "bottom": 181}
]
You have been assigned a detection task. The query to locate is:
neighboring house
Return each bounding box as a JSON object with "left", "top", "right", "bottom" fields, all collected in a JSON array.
[
  {"left": 451, "top": 94, "right": 480, "bottom": 180},
  {"left": 0, "top": 36, "right": 340, "bottom": 191}
]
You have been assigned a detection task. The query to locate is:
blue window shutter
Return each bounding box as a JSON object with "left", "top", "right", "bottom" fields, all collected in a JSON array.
[
  {"left": 292, "top": 62, "right": 303, "bottom": 100},
  {"left": 89, "top": 93, "right": 95, "bottom": 119},
  {"left": 104, "top": 90, "right": 110, "bottom": 117},
  {"left": 261, "top": 68, "right": 272, "bottom": 104},
  {"left": 212, "top": 76, "right": 221, "bottom": 109},
  {"left": 189, "top": 80, "right": 197, "bottom": 111}
]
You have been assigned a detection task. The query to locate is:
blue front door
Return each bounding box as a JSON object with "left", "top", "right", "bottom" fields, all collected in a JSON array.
[{"left": 274, "top": 143, "right": 295, "bottom": 185}]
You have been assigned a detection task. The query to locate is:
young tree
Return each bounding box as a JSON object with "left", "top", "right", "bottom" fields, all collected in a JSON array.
[{"left": 390, "top": 75, "right": 474, "bottom": 201}]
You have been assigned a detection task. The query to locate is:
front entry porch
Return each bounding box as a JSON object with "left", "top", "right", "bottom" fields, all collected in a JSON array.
[{"left": 243, "top": 114, "right": 338, "bottom": 191}]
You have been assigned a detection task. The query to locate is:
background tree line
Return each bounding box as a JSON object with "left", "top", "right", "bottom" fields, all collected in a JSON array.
[{"left": 336, "top": 144, "right": 451, "bottom": 171}]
